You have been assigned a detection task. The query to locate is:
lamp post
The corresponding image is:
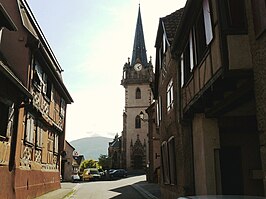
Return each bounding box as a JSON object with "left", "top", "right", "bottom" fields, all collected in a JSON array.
[{"left": 139, "top": 111, "right": 148, "bottom": 122}]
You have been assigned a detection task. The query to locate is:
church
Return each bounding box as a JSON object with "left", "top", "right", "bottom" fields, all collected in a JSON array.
[{"left": 120, "top": 5, "right": 154, "bottom": 171}]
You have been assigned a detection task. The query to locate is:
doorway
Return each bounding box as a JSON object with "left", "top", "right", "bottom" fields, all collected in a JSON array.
[
  {"left": 133, "top": 155, "right": 143, "bottom": 169},
  {"left": 219, "top": 147, "right": 243, "bottom": 194}
]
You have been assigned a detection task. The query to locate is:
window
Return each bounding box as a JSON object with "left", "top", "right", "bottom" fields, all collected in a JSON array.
[
  {"left": 6, "top": 103, "right": 14, "bottom": 138},
  {"left": 168, "top": 137, "right": 177, "bottom": 185},
  {"left": 180, "top": 54, "right": 184, "bottom": 87},
  {"left": 54, "top": 133, "right": 59, "bottom": 153},
  {"left": 226, "top": 0, "right": 246, "bottom": 29},
  {"left": 156, "top": 96, "right": 162, "bottom": 127},
  {"left": 203, "top": 0, "right": 213, "bottom": 44},
  {"left": 36, "top": 122, "right": 43, "bottom": 148},
  {"left": 220, "top": 0, "right": 247, "bottom": 32},
  {"left": 183, "top": 41, "right": 192, "bottom": 83},
  {"left": 167, "top": 79, "right": 174, "bottom": 112},
  {"left": 135, "top": 115, "right": 141, "bottom": 129},
  {"left": 195, "top": 10, "right": 207, "bottom": 62},
  {"left": 251, "top": 0, "right": 266, "bottom": 37},
  {"left": 33, "top": 60, "right": 43, "bottom": 90},
  {"left": 181, "top": 0, "right": 213, "bottom": 85},
  {"left": 42, "top": 73, "right": 52, "bottom": 99},
  {"left": 161, "top": 141, "right": 170, "bottom": 184},
  {"left": 25, "top": 113, "right": 35, "bottom": 144},
  {"left": 60, "top": 98, "right": 65, "bottom": 117},
  {"left": 136, "top": 87, "right": 141, "bottom": 99}
]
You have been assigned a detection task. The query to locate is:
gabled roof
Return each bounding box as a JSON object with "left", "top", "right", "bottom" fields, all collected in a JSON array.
[
  {"left": 161, "top": 8, "right": 184, "bottom": 45},
  {"left": 171, "top": 0, "right": 202, "bottom": 55},
  {"left": 109, "top": 137, "right": 121, "bottom": 148},
  {"left": 18, "top": 0, "right": 73, "bottom": 104},
  {"left": 154, "top": 8, "right": 184, "bottom": 99},
  {"left": 155, "top": 8, "right": 184, "bottom": 47},
  {"left": 73, "top": 155, "right": 85, "bottom": 165},
  {"left": 131, "top": 5, "right": 148, "bottom": 67}
]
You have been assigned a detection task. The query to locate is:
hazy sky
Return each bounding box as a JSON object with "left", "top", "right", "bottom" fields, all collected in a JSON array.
[{"left": 27, "top": 0, "right": 186, "bottom": 141}]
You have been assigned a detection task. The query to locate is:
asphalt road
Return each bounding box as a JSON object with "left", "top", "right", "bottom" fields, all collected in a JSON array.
[{"left": 65, "top": 175, "right": 146, "bottom": 199}]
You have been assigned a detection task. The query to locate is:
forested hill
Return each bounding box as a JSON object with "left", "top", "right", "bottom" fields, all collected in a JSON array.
[{"left": 70, "top": 136, "right": 113, "bottom": 160}]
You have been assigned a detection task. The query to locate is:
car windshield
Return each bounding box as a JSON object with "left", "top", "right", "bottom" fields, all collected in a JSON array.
[{"left": 90, "top": 170, "right": 98, "bottom": 174}]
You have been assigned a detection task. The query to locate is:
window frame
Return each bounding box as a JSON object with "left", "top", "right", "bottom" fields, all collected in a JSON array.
[
  {"left": 54, "top": 133, "right": 59, "bottom": 154},
  {"left": 36, "top": 121, "right": 43, "bottom": 148},
  {"left": 25, "top": 113, "right": 35, "bottom": 145},
  {"left": 219, "top": 0, "right": 248, "bottom": 33},
  {"left": 135, "top": 87, "right": 141, "bottom": 99},
  {"left": 167, "top": 79, "right": 174, "bottom": 112},
  {"left": 135, "top": 115, "right": 141, "bottom": 129}
]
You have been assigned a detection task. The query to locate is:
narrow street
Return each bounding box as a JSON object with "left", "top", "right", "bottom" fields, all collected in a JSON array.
[{"left": 65, "top": 175, "right": 147, "bottom": 199}]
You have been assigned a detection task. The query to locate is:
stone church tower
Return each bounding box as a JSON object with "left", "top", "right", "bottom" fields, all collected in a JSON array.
[{"left": 121, "top": 6, "right": 153, "bottom": 171}]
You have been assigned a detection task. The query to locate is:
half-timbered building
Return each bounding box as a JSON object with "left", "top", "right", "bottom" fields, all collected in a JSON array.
[
  {"left": 0, "top": 1, "right": 73, "bottom": 198},
  {"left": 155, "top": 0, "right": 266, "bottom": 198}
]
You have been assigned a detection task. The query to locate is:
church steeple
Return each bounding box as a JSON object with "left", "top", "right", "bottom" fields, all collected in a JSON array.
[{"left": 131, "top": 5, "right": 148, "bottom": 67}]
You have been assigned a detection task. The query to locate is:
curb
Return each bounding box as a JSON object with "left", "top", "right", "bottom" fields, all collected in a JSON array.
[
  {"left": 63, "top": 183, "right": 80, "bottom": 199},
  {"left": 132, "top": 184, "right": 159, "bottom": 199}
]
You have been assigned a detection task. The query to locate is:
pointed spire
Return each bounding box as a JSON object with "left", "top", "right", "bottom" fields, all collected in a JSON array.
[{"left": 131, "top": 5, "right": 148, "bottom": 67}]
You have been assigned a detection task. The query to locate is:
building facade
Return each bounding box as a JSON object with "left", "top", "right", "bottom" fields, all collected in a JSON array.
[
  {"left": 145, "top": 102, "right": 160, "bottom": 183},
  {"left": 121, "top": 6, "right": 154, "bottom": 171},
  {"left": 108, "top": 134, "right": 122, "bottom": 169},
  {"left": 154, "top": 0, "right": 266, "bottom": 198},
  {"left": 0, "top": 1, "right": 73, "bottom": 198},
  {"left": 61, "top": 141, "right": 75, "bottom": 182}
]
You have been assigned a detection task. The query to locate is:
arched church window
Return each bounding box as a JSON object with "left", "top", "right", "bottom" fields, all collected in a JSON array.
[
  {"left": 135, "top": 115, "right": 141, "bottom": 128},
  {"left": 136, "top": 87, "right": 141, "bottom": 99}
]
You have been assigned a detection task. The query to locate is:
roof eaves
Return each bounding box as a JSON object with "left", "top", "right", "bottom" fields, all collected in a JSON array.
[{"left": 0, "top": 4, "right": 17, "bottom": 31}]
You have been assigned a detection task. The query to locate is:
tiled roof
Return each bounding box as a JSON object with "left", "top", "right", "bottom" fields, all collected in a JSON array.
[{"left": 161, "top": 8, "right": 184, "bottom": 45}]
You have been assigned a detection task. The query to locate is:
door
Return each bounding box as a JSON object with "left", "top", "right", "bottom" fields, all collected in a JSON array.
[{"left": 220, "top": 147, "right": 243, "bottom": 194}]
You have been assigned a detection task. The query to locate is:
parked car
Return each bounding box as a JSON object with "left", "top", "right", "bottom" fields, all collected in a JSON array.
[
  {"left": 71, "top": 173, "right": 80, "bottom": 182},
  {"left": 82, "top": 168, "right": 101, "bottom": 181},
  {"left": 110, "top": 169, "right": 127, "bottom": 178}
]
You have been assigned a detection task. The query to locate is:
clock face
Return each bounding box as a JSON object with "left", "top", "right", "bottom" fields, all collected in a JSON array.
[{"left": 134, "top": 63, "right": 142, "bottom": 71}]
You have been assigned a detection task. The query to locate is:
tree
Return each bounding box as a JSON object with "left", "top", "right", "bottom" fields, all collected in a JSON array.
[
  {"left": 79, "top": 159, "right": 98, "bottom": 172},
  {"left": 98, "top": 154, "right": 111, "bottom": 170}
]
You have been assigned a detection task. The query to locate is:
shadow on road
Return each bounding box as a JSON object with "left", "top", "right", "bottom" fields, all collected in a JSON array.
[{"left": 109, "top": 181, "right": 146, "bottom": 199}]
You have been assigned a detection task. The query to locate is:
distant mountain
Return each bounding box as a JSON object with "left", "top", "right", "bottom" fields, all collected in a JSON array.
[{"left": 70, "top": 136, "right": 113, "bottom": 160}]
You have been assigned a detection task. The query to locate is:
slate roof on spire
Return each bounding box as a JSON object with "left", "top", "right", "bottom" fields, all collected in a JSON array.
[{"left": 131, "top": 5, "right": 148, "bottom": 67}]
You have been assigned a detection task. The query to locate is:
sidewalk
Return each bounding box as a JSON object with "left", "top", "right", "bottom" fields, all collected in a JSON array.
[
  {"left": 132, "top": 181, "right": 161, "bottom": 199},
  {"left": 34, "top": 182, "right": 78, "bottom": 199},
  {"left": 34, "top": 181, "right": 160, "bottom": 199}
]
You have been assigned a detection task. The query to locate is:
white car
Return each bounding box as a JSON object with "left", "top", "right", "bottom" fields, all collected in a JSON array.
[{"left": 71, "top": 173, "right": 80, "bottom": 182}]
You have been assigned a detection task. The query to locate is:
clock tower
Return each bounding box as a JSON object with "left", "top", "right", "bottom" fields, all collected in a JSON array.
[{"left": 121, "top": 5, "right": 153, "bottom": 171}]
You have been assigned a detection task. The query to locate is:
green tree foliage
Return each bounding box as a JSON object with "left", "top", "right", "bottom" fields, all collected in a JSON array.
[
  {"left": 98, "top": 154, "right": 111, "bottom": 170},
  {"left": 79, "top": 159, "right": 98, "bottom": 172}
]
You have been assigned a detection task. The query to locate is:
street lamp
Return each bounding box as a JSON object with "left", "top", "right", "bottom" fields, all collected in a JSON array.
[{"left": 139, "top": 111, "right": 148, "bottom": 122}]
